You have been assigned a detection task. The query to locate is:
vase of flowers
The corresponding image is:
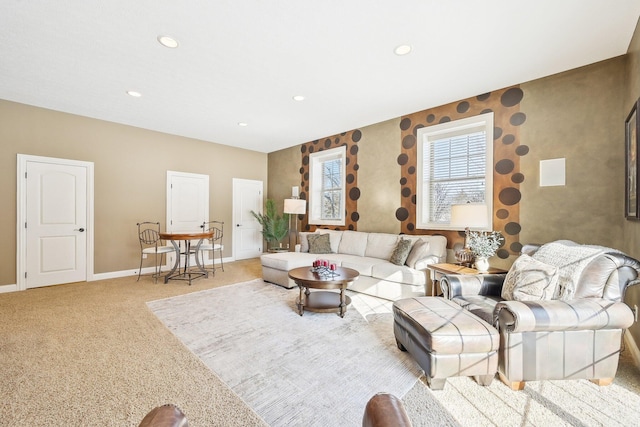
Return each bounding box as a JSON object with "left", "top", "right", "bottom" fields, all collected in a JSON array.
[{"left": 466, "top": 230, "right": 504, "bottom": 272}]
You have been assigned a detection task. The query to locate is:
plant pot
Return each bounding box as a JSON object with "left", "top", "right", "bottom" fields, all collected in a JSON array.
[{"left": 474, "top": 257, "right": 489, "bottom": 272}]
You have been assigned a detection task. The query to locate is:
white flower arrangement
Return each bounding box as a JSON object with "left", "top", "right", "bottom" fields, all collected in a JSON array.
[{"left": 466, "top": 230, "right": 504, "bottom": 258}]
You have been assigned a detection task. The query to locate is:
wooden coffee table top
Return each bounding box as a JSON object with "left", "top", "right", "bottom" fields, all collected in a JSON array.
[{"left": 288, "top": 266, "right": 359, "bottom": 290}]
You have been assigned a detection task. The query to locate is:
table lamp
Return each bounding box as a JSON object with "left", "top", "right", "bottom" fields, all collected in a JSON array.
[{"left": 450, "top": 203, "right": 488, "bottom": 266}]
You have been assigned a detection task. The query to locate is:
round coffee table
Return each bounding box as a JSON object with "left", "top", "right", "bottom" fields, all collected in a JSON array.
[{"left": 288, "top": 266, "right": 359, "bottom": 318}]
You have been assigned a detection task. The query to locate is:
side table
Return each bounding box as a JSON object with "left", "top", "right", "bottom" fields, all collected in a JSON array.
[{"left": 426, "top": 263, "right": 507, "bottom": 297}]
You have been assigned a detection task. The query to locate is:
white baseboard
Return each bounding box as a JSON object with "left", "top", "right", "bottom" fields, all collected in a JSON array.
[
  {"left": 1, "top": 257, "right": 235, "bottom": 292},
  {"left": 0, "top": 284, "right": 18, "bottom": 293}
]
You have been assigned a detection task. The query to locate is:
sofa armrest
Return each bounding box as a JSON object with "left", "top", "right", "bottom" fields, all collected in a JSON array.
[
  {"left": 440, "top": 274, "right": 505, "bottom": 300},
  {"left": 495, "top": 299, "right": 634, "bottom": 333}
]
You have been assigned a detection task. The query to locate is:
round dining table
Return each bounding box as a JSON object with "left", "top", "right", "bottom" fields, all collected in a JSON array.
[{"left": 159, "top": 231, "right": 214, "bottom": 285}]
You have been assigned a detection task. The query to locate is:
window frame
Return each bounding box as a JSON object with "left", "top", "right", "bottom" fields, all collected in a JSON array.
[
  {"left": 308, "top": 145, "right": 346, "bottom": 226},
  {"left": 416, "top": 112, "right": 494, "bottom": 231}
]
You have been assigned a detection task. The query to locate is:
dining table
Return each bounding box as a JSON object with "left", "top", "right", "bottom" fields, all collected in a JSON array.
[{"left": 159, "top": 231, "right": 214, "bottom": 285}]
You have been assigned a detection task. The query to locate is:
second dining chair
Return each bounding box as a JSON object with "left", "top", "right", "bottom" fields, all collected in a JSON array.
[
  {"left": 137, "top": 222, "right": 174, "bottom": 282},
  {"left": 198, "top": 221, "right": 224, "bottom": 273}
]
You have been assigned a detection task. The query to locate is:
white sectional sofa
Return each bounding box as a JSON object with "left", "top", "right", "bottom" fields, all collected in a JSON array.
[{"left": 260, "top": 229, "right": 447, "bottom": 300}]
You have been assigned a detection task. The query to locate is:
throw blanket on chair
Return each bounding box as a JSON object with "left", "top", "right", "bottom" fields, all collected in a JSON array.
[{"left": 532, "top": 240, "right": 618, "bottom": 300}]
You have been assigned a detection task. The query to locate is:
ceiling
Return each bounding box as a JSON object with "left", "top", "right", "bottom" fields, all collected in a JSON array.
[{"left": 1, "top": 1, "right": 639, "bottom": 154}]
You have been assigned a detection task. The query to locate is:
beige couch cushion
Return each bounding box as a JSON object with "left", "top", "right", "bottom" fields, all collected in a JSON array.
[
  {"left": 260, "top": 252, "right": 318, "bottom": 271},
  {"left": 338, "top": 230, "right": 368, "bottom": 256},
  {"left": 365, "top": 233, "right": 399, "bottom": 259},
  {"left": 340, "top": 255, "right": 388, "bottom": 276},
  {"left": 371, "top": 263, "right": 426, "bottom": 286}
]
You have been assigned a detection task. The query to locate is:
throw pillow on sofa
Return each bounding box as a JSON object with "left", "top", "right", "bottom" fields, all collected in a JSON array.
[
  {"left": 405, "top": 239, "right": 430, "bottom": 269},
  {"left": 298, "top": 232, "right": 312, "bottom": 252},
  {"left": 308, "top": 233, "right": 332, "bottom": 254},
  {"left": 501, "top": 254, "right": 559, "bottom": 301},
  {"left": 390, "top": 238, "right": 413, "bottom": 266}
]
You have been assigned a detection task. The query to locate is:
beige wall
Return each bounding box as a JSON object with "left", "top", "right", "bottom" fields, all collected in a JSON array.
[{"left": 0, "top": 100, "right": 268, "bottom": 285}]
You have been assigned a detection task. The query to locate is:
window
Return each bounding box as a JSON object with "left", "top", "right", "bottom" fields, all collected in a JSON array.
[
  {"left": 309, "top": 146, "right": 346, "bottom": 226},
  {"left": 416, "top": 112, "right": 494, "bottom": 230}
]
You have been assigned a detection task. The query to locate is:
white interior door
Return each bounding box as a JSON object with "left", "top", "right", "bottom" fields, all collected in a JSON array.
[
  {"left": 20, "top": 156, "right": 93, "bottom": 289},
  {"left": 233, "top": 178, "right": 263, "bottom": 260},
  {"left": 166, "top": 171, "right": 209, "bottom": 266}
]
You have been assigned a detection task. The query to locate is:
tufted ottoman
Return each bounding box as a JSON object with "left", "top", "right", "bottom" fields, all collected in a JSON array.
[{"left": 392, "top": 297, "right": 499, "bottom": 390}]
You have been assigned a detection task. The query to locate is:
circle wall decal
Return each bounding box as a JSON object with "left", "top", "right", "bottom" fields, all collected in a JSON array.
[
  {"left": 501, "top": 87, "right": 524, "bottom": 107},
  {"left": 495, "top": 159, "right": 515, "bottom": 175},
  {"left": 499, "top": 187, "right": 521, "bottom": 205},
  {"left": 395, "top": 207, "right": 409, "bottom": 221}
]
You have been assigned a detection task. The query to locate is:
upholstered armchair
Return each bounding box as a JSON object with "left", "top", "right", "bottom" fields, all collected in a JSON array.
[{"left": 440, "top": 241, "right": 639, "bottom": 390}]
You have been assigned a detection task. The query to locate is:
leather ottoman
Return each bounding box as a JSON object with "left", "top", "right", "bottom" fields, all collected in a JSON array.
[{"left": 393, "top": 297, "right": 499, "bottom": 390}]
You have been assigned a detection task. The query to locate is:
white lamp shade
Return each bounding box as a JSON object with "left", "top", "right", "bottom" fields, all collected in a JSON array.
[
  {"left": 450, "top": 203, "right": 488, "bottom": 229},
  {"left": 284, "top": 199, "right": 306, "bottom": 215}
]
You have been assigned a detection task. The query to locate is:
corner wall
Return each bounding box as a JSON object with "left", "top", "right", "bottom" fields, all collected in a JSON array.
[
  {"left": 0, "top": 100, "right": 268, "bottom": 285},
  {"left": 269, "top": 60, "right": 626, "bottom": 270}
]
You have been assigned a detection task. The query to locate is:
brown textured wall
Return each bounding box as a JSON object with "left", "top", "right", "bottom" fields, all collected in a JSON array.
[
  {"left": 519, "top": 58, "right": 625, "bottom": 248},
  {"left": 356, "top": 119, "right": 402, "bottom": 234},
  {"left": 623, "top": 19, "right": 640, "bottom": 260},
  {"left": 268, "top": 58, "right": 630, "bottom": 267},
  {"left": 397, "top": 86, "right": 525, "bottom": 258},
  {"left": 622, "top": 17, "right": 640, "bottom": 366},
  {"left": 267, "top": 145, "right": 301, "bottom": 208}
]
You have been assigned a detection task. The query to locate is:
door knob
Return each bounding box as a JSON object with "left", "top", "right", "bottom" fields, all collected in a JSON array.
[
  {"left": 75, "top": 228, "right": 85, "bottom": 232},
  {"left": 237, "top": 224, "right": 241, "bottom": 227}
]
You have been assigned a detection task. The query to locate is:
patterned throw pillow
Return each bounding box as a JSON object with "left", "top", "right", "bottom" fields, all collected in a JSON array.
[
  {"left": 389, "top": 238, "right": 413, "bottom": 266},
  {"left": 307, "top": 233, "right": 332, "bottom": 254},
  {"left": 405, "top": 239, "right": 430, "bottom": 269},
  {"left": 501, "top": 254, "right": 559, "bottom": 301}
]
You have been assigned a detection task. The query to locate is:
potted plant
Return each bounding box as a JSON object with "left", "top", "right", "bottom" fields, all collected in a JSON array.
[
  {"left": 466, "top": 230, "right": 504, "bottom": 271},
  {"left": 250, "top": 199, "right": 289, "bottom": 251}
]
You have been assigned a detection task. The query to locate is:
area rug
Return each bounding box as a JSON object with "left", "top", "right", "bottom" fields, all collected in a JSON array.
[{"left": 147, "top": 279, "right": 422, "bottom": 426}]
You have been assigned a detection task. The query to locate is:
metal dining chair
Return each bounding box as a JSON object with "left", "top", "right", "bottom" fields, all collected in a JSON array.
[
  {"left": 198, "top": 221, "right": 224, "bottom": 273},
  {"left": 137, "top": 222, "right": 174, "bottom": 282}
]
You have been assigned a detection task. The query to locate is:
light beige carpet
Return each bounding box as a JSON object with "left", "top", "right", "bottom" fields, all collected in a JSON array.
[
  {"left": 1, "top": 257, "right": 639, "bottom": 426},
  {"left": 147, "top": 279, "right": 423, "bottom": 426}
]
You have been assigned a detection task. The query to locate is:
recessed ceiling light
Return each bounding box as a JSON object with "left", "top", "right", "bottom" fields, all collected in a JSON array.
[
  {"left": 394, "top": 44, "right": 412, "bottom": 56},
  {"left": 126, "top": 90, "right": 142, "bottom": 98},
  {"left": 157, "top": 35, "right": 179, "bottom": 48},
  {"left": 293, "top": 95, "right": 305, "bottom": 101},
  {"left": 238, "top": 122, "right": 248, "bottom": 127}
]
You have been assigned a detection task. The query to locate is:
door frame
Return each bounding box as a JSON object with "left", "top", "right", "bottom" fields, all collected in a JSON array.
[
  {"left": 232, "top": 178, "right": 264, "bottom": 260},
  {"left": 16, "top": 154, "right": 95, "bottom": 291}
]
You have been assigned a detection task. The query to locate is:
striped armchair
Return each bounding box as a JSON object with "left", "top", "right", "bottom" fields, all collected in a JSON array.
[{"left": 440, "top": 241, "right": 640, "bottom": 390}]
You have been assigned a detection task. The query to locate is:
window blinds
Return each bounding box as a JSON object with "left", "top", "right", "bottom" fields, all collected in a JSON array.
[{"left": 424, "top": 130, "right": 486, "bottom": 223}]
